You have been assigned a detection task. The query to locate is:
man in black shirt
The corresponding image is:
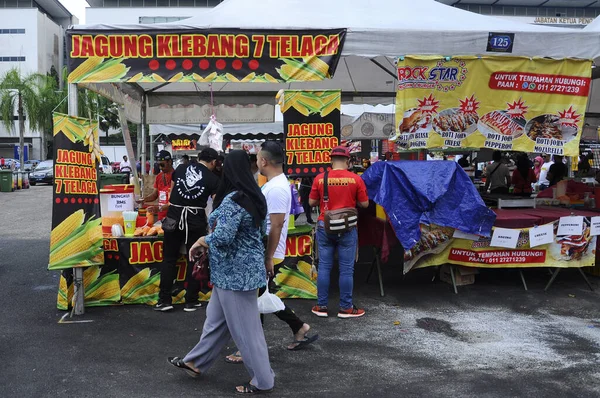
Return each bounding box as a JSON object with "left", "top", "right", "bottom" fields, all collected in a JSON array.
[
  {"left": 547, "top": 155, "right": 568, "bottom": 187},
  {"left": 154, "top": 148, "right": 221, "bottom": 312}
]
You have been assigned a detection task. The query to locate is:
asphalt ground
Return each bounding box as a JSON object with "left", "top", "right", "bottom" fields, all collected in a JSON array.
[{"left": 1, "top": 185, "right": 600, "bottom": 397}]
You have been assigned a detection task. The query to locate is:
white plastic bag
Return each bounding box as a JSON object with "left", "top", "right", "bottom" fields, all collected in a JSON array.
[{"left": 257, "top": 286, "right": 285, "bottom": 314}]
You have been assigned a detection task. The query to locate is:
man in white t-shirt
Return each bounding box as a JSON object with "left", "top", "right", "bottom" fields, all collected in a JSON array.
[
  {"left": 259, "top": 141, "right": 317, "bottom": 347},
  {"left": 538, "top": 154, "right": 554, "bottom": 189}
]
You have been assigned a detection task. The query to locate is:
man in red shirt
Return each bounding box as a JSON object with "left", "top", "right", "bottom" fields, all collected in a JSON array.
[
  {"left": 309, "top": 146, "right": 370, "bottom": 319},
  {"left": 141, "top": 150, "right": 174, "bottom": 221}
]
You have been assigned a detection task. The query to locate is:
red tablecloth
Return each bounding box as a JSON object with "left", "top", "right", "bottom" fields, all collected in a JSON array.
[
  {"left": 493, "top": 207, "right": 600, "bottom": 228},
  {"left": 359, "top": 206, "right": 600, "bottom": 264},
  {"left": 358, "top": 208, "right": 399, "bottom": 263}
]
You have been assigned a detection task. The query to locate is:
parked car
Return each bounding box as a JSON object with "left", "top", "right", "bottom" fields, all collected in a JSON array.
[
  {"left": 29, "top": 159, "right": 53, "bottom": 185},
  {"left": 100, "top": 156, "right": 113, "bottom": 174},
  {"left": 24, "top": 160, "right": 41, "bottom": 171}
]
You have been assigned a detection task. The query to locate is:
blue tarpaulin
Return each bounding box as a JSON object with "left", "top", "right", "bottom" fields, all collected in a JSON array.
[{"left": 361, "top": 161, "right": 496, "bottom": 250}]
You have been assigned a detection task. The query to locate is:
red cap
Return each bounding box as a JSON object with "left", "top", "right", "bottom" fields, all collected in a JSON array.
[{"left": 331, "top": 146, "right": 350, "bottom": 158}]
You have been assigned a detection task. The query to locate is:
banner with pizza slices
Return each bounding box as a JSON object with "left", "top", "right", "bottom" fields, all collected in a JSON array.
[
  {"left": 410, "top": 221, "right": 596, "bottom": 273},
  {"left": 392, "top": 56, "right": 592, "bottom": 156}
]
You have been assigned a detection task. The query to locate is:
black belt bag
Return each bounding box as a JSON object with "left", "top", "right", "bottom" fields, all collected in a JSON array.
[{"left": 322, "top": 171, "right": 358, "bottom": 234}]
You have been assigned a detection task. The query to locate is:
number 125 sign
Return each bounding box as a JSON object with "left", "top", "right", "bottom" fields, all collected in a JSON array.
[{"left": 487, "top": 32, "right": 515, "bottom": 53}]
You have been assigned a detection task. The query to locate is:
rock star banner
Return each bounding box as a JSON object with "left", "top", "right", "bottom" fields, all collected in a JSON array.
[
  {"left": 57, "top": 231, "right": 315, "bottom": 309},
  {"left": 67, "top": 29, "right": 345, "bottom": 84},
  {"left": 392, "top": 56, "right": 592, "bottom": 156},
  {"left": 49, "top": 114, "right": 103, "bottom": 271},
  {"left": 282, "top": 90, "right": 341, "bottom": 177}
]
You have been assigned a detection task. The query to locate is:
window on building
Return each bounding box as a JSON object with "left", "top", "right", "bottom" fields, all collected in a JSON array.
[
  {"left": 144, "top": 0, "right": 157, "bottom": 6},
  {"left": 514, "top": 7, "right": 526, "bottom": 16},
  {"left": 5, "top": 0, "right": 18, "bottom": 7},
  {"left": 139, "top": 16, "right": 189, "bottom": 24},
  {"left": 526, "top": 7, "right": 538, "bottom": 16},
  {"left": 104, "top": 0, "right": 118, "bottom": 6},
  {"left": 491, "top": 6, "right": 503, "bottom": 16},
  {"left": 0, "top": 29, "right": 25, "bottom": 34},
  {"left": 0, "top": 56, "right": 25, "bottom": 62},
  {"left": 119, "top": 0, "right": 132, "bottom": 6},
  {"left": 17, "top": 0, "right": 32, "bottom": 6},
  {"left": 156, "top": 0, "right": 168, "bottom": 6},
  {"left": 179, "top": 0, "right": 193, "bottom": 6},
  {"left": 503, "top": 7, "right": 515, "bottom": 16},
  {"left": 480, "top": 6, "right": 491, "bottom": 15},
  {"left": 207, "top": 0, "right": 222, "bottom": 6},
  {"left": 131, "top": 0, "right": 143, "bottom": 6}
]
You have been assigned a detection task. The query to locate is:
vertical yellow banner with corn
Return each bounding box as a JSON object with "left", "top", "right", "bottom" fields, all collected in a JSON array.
[{"left": 49, "top": 113, "right": 104, "bottom": 271}]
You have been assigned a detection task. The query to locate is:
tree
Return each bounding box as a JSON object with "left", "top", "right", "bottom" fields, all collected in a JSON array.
[{"left": 0, "top": 68, "right": 55, "bottom": 170}]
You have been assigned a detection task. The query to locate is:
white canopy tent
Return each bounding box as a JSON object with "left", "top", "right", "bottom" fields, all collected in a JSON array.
[{"left": 71, "top": 0, "right": 600, "bottom": 125}]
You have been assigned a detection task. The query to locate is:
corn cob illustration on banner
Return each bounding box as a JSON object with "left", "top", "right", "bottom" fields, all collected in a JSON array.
[
  {"left": 57, "top": 230, "right": 314, "bottom": 309},
  {"left": 66, "top": 29, "right": 346, "bottom": 83},
  {"left": 282, "top": 90, "right": 341, "bottom": 177},
  {"left": 273, "top": 229, "right": 317, "bottom": 299},
  {"left": 50, "top": 113, "right": 102, "bottom": 271}
]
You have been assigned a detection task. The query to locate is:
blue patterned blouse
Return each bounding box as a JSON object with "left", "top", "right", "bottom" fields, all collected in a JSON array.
[{"left": 205, "top": 192, "right": 267, "bottom": 291}]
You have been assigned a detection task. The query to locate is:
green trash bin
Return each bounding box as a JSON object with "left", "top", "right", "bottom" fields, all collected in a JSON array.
[
  {"left": 99, "top": 173, "right": 128, "bottom": 188},
  {"left": 0, "top": 170, "right": 14, "bottom": 192}
]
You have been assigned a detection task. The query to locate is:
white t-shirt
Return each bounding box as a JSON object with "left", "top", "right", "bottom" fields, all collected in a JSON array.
[
  {"left": 261, "top": 173, "right": 291, "bottom": 260},
  {"left": 120, "top": 160, "right": 132, "bottom": 171},
  {"left": 538, "top": 161, "right": 553, "bottom": 185}
]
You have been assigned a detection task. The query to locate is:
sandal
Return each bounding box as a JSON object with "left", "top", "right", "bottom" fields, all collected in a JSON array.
[
  {"left": 167, "top": 356, "right": 201, "bottom": 378},
  {"left": 225, "top": 350, "right": 244, "bottom": 364},
  {"left": 287, "top": 334, "right": 319, "bottom": 351},
  {"left": 235, "top": 383, "right": 273, "bottom": 394}
]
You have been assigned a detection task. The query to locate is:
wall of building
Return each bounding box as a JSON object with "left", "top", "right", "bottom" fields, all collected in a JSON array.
[
  {"left": 0, "top": 9, "right": 40, "bottom": 76},
  {"left": 0, "top": 8, "right": 66, "bottom": 160},
  {"left": 86, "top": 7, "right": 211, "bottom": 25}
]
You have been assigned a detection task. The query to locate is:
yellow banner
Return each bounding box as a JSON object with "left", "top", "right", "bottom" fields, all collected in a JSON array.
[
  {"left": 393, "top": 56, "right": 592, "bottom": 156},
  {"left": 412, "top": 222, "right": 596, "bottom": 271},
  {"left": 50, "top": 114, "right": 103, "bottom": 271}
]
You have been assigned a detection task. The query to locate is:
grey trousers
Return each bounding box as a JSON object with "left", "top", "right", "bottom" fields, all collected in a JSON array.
[{"left": 183, "top": 286, "right": 275, "bottom": 390}]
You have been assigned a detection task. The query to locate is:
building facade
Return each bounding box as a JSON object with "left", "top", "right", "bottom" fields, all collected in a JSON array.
[
  {"left": 85, "top": 0, "right": 222, "bottom": 25},
  {"left": 439, "top": 0, "right": 600, "bottom": 28},
  {"left": 0, "top": 0, "right": 76, "bottom": 159}
]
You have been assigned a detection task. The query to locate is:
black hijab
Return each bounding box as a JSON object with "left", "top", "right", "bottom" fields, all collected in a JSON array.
[{"left": 212, "top": 150, "right": 267, "bottom": 227}]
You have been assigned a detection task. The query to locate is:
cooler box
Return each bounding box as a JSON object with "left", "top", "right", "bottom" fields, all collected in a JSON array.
[{"left": 100, "top": 173, "right": 128, "bottom": 189}]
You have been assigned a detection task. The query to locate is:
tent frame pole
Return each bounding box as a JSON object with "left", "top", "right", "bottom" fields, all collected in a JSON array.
[
  {"left": 68, "top": 83, "right": 85, "bottom": 316},
  {"left": 369, "top": 58, "right": 397, "bottom": 80},
  {"left": 141, "top": 94, "right": 147, "bottom": 176}
]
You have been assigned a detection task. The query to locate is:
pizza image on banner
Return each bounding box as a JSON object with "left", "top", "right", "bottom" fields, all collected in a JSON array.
[
  {"left": 49, "top": 113, "right": 103, "bottom": 271},
  {"left": 394, "top": 56, "right": 591, "bottom": 155},
  {"left": 282, "top": 90, "right": 341, "bottom": 177},
  {"left": 413, "top": 222, "right": 596, "bottom": 270}
]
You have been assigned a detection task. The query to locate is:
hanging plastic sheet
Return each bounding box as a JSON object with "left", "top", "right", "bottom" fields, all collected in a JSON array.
[{"left": 361, "top": 161, "right": 496, "bottom": 250}]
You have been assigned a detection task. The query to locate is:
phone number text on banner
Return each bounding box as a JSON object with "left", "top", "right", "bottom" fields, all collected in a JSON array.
[
  {"left": 411, "top": 222, "right": 596, "bottom": 271},
  {"left": 392, "top": 56, "right": 592, "bottom": 156}
]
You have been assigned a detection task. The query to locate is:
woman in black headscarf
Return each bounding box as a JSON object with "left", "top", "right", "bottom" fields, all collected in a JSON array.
[{"left": 167, "top": 150, "right": 274, "bottom": 394}]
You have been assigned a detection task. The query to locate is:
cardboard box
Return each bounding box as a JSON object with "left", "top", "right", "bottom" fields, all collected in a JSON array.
[{"left": 440, "top": 264, "right": 476, "bottom": 286}]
